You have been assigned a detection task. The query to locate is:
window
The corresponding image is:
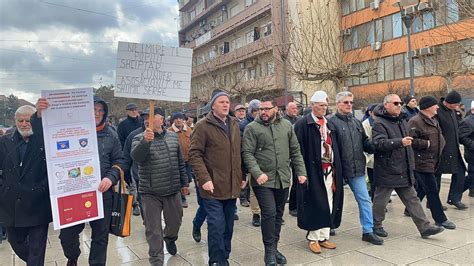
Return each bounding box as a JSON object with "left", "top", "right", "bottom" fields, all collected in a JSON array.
[
  {"left": 342, "top": 0, "right": 350, "bottom": 15},
  {"left": 392, "top": 13, "right": 403, "bottom": 38},
  {"left": 344, "top": 35, "right": 352, "bottom": 51},
  {"left": 224, "top": 73, "right": 231, "bottom": 86},
  {"left": 384, "top": 56, "right": 394, "bottom": 81},
  {"left": 359, "top": 62, "right": 369, "bottom": 85},
  {"left": 367, "top": 22, "right": 375, "bottom": 45},
  {"left": 230, "top": 4, "right": 242, "bottom": 18},
  {"left": 377, "top": 58, "right": 385, "bottom": 81},
  {"left": 248, "top": 68, "right": 256, "bottom": 80},
  {"left": 424, "top": 56, "right": 436, "bottom": 75},
  {"left": 350, "top": 0, "right": 356, "bottom": 13},
  {"left": 232, "top": 37, "right": 242, "bottom": 50},
  {"left": 383, "top": 15, "right": 393, "bottom": 41},
  {"left": 423, "top": 12, "right": 435, "bottom": 30},
  {"left": 394, "top": 54, "right": 404, "bottom": 80},
  {"left": 266, "top": 62, "right": 275, "bottom": 76},
  {"left": 262, "top": 23, "right": 272, "bottom": 37},
  {"left": 358, "top": 24, "right": 368, "bottom": 48},
  {"left": 189, "top": 9, "right": 196, "bottom": 21},
  {"left": 352, "top": 28, "right": 359, "bottom": 49},
  {"left": 404, "top": 53, "right": 411, "bottom": 78},
  {"left": 246, "top": 30, "right": 254, "bottom": 44},
  {"left": 245, "top": 0, "right": 257, "bottom": 7},
  {"left": 414, "top": 58, "right": 424, "bottom": 77},
  {"left": 253, "top": 27, "right": 260, "bottom": 41},
  {"left": 447, "top": 0, "right": 459, "bottom": 23},
  {"left": 412, "top": 16, "right": 423, "bottom": 33},
  {"left": 208, "top": 49, "right": 217, "bottom": 59},
  {"left": 356, "top": 0, "right": 365, "bottom": 10},
  {"left": 352, "top": 64, "right": 360, "bottom": 85},
  {"left": 375, "top": 19, "right": 383, "bottom": 43}
]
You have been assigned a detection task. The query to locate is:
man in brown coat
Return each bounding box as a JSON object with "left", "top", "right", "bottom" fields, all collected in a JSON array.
[
  {"left": 189, "top": 89, "right": 246, "bottom": 266},
  {"left": 408, "top": 96, "right": 456, "bottom": 230}
]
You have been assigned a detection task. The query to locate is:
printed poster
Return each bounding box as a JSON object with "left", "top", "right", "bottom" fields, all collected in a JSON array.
[{"left": 42, "top": 88, "right": 104, "bottom": 230}]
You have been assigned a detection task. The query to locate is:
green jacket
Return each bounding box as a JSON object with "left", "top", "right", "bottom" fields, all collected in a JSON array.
[{"left": 242, "top": 114, "right": 307, "bottom": 189}]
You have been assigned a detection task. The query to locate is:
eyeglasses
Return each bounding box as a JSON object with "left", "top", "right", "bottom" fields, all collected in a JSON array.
[
  {"left": 17, "top": 119, "right": 31, "bottom": 123},
  {"left": 390, "top": 101, "right": 403, "bottom": 106},
  {"left": 341, "top": 101, "right": 353, "bottom": 105},
  {"left": 259, "top": 107, "right": 274, "bottom": 112}
]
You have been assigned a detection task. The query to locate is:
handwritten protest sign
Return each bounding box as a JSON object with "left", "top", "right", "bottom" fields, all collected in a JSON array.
[{"left": 115, "top": 41, "right": 193, "bottom": 102}]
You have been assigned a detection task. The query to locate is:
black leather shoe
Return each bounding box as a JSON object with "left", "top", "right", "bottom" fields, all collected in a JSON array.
[
  {"left": 330, "top": 229, "right": 336, "bottom": 236},
  {"left": 234, "top": 214, "right": 239, "bottom": 220},
  {"left": 469, "top": 190, "right": 474, "bottom": 197},
  {"left": 421, "top": 224, "right": 445, "bottom": 239},
  {"left": 264, "top": 247, "right": 277, "bottom": 265},
  {"left": 373, "top": 227, "right": 388, "bottom": 237},
  {"left": 436, "top": 220, "right": 456, "bottom": 230},
  {"left": 448, "top": 201, "right": 468, "bottom": 210},
  {"left": 275, "top": 249, "right": 287, "bottom": 264},
  {"left": 289, "top": 209, "right": 297, "bottom": 217},
  {"left": 165, "top": 240, "right": 177, "bottom": 255},
  {"left": 240, "top": 199, "right": 250, "bottom": 207},
  {"left": 132, "top": 205, "right": 141, "bottom": 216},
  {"left": 362, "top": 232, "right": 384, "bottom": 245},
  {"left": 442, "top": 204, "right": 448, "bottom": 211},
  {"left": 252, "top": 214, "right": 261, "bottom": 227},
  {"left": 66, "top": 259, "right": 78, "bottom": 266},
  {"left": 192, "top": 226, "right": 201, "bottom": 242}
]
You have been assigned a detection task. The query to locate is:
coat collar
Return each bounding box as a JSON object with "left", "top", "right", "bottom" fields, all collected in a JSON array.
[{"left": 171, "top": 123, "right": 188, "bottom": 133}]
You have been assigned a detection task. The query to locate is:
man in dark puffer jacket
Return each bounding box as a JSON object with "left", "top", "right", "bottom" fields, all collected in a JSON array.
[
  {"left": 372, "top": 94, "right": 444, "bottom": 240},
  {"left": 131, "top": 106, "right": 189, "bottom": 266}
]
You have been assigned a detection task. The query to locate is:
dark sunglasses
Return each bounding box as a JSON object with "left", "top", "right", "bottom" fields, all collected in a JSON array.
[
  {"left": 391, "top": 101, "right": 403, "bottom": 106},
  {"left": 342, "top": 101, "right": 353, "bottom": 105}
]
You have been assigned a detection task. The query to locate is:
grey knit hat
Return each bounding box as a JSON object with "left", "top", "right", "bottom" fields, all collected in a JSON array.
[{"left": 247, "top": 99, "right": 261, "bottom": 113}]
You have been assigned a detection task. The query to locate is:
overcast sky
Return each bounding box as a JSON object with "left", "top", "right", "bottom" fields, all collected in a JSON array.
[{"left": 0, "top": 0, "right": 179, "bottom": 103}]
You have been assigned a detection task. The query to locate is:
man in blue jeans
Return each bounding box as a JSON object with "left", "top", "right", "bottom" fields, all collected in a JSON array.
[
  {"left": 189, "top": 90, "right": 246, "bottom": 265},
  {"left": 329, "top": 91, "right": 383, "bottom": 245}
]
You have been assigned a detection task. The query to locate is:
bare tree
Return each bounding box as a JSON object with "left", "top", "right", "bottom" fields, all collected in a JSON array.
[{"left": 281, "top": 0, "right": 379, "bottom": 95}]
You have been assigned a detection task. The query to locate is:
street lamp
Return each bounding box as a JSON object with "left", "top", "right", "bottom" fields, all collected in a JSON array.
[{"left": 393, "top": 0, "right": 420, "bottom": 97}]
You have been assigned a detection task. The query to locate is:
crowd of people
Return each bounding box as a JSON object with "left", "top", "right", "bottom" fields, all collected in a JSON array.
[{"left": 0, "top": 88, "right": 473, "bottom": 266}]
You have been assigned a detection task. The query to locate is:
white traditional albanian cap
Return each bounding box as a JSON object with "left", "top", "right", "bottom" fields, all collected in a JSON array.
[{"left": 310, "top": 90, "right": 328, "bottom": 103}]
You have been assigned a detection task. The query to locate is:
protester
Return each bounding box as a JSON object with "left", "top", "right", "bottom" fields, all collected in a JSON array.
[
  {"left": 284, "top": 101, "right": 302, "bottom": 217},
  {"left": 402, "top": 95, "right": 419, "bottom": 121},
  {"left": 0, "top": 103, "right": 51, "bottom": 265},
  {"left": 372, "top": 94, "right": 444, "bottom": 239},
  {"left": 168, "top": 112, "right": 193, "bottom": 208},
  {"left": 435, "top": 90, "right": 468, "bottom": 209},
  {"left": 294, "top": 91, "right": 343, "bottom": 254},
  {"left": 117, "top": 103, "right": 142, "bottom": 215},
  {"left": 242, "top": 95, "right": 307, "bottom": 265},
  {"left": 362, "top": 104, "right": 377, "bottom": 199},
  {"left": 239, "top": 99, "right": 262, "bottom": 226},
  {"left": 459, "top": 101, "right": 474, "bottom": 198},
  {"left": 131, "top": 106, "right": 189, "bottom": 265},
  {"left": 234, "top": 104, "right": 246, "bottom": 122},
  {"left": 328, "top": 91, "right": 383, "bottom": 245},
  {"left": 189, "top": 89, "right": 245, "bottom": 265},
  {"left": 407, "top": 96, "right": 456, "bottom": 229},
  {"left": 117, "top": 103, "right": 142, "bottom": 147},
  {"left": 186, "top": 115, "right": 195, "bottom": 129},
  {"left": 59, "top": 97, "right": 125, "bottom": 266},
  {"left": 456, "top": 103, "right": 465, "bottom": 121}
]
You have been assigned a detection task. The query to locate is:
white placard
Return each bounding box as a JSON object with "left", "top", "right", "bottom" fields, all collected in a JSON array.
[
  {"left": 42, "top": 88, "right": 104, "bottom": 230},
  {"left": 115, "top": 41, "right": 193, "bottom": 102}
]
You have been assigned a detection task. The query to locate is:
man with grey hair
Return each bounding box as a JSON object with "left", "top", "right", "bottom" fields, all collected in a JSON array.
[
  {"left": 239, "top": 99, "right": 262, "bottom": 226},
  {"left": 329, "top": 91, "right": 383, "bottom": 245},
  {"left": 372, "top": 94, "right": 444, "bottom": 239},
  {"left": 0, "top": 101, "right": 52, "bottom": 265}
]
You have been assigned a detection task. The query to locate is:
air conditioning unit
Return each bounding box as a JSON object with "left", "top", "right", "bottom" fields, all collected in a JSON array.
[
  {"left": 404, "top": 6, "right": 417, "bottom": 15},
  {"left": 417, "top": 1, "right": 433, "bottom": 11},
  {"left": 370, "top": 0, "right": 380, "bottom": 10},
  {"left": 240, "top": 62, "right": 246, "bottom": 69},
  {"left": 418, "top": 47, "right": 435, "bottom": 56},
  {"left": 343, "top": 28, "right": 352, "bottom": 36},
  {"left": 371, "top": 41, "right": 382, "bottom": 51},
  {"left": 199, "top": 19, "right": 207, "bottom": 27},
  {"left": 410, "top": 50, "right": 419, "bottom": 58}
]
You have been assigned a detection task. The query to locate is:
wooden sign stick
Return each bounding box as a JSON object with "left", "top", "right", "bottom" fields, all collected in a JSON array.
[{"left": 149, "top": 100, "right": 154, "bottom": 131}]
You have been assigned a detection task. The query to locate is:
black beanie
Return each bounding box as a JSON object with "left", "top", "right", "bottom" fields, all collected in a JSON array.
[
  {"left": 419, "top": 96, "right": 438, "bottom": 110},
  {"left": 404, "top": 95, "right": 416, "bottom": 105},
  {"left": 445, "top": 90, "right": 461, "bottom": 104}
]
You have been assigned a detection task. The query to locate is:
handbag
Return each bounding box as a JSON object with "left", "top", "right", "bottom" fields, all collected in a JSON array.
[{"left": 110, "top": 165, "right": 133, "bottom": 237}]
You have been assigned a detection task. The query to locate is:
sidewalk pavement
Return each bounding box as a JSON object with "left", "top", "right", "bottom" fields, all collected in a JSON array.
[{"left": 1, "top": 178, "right": 472, "bottom": 265}]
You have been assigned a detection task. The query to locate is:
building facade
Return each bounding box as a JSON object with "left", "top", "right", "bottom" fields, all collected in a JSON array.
[{"left": 178, "top": 0, "right": 293, "bottom": 109}]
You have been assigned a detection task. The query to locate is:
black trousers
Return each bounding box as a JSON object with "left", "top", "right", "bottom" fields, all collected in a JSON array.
[
  {"left": 253, "top": 186, "right": 288, "bottom": 248},
  {"left": 59, "top": 196, "right": 113, "bottom": 266},
  {"left": 435, "top": 160, "right": 469, "bottom": 203},
  {"left": 367, "top": 168, "right": 375, "bottom": 200},
  {"left": 6, "top": 223, "right": 49, "bottom": 266},
  {"left": 288, "top": 167, "right": 298, "bottom": 211},
  {"left": 414, "top": 171, "right": 448, "bottom": 224}
]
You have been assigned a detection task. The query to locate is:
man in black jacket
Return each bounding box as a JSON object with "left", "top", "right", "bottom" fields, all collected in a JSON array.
[
  {"left": 131, "top": 106, "right": 189, "bottom": 265},
  {"left": 459, "top": 102, "right": 474, "bottom": 198},
  {"left": 329, "top": 91, "right": 382, "bottom": 245},
  {"left": 372, "top": 94, "right": 444, "bottom": 239},
  {"left": 0, "top": 103, "right": 52, "bottom": 265},
  {"left": 117, "top": 103, "right": 142, "bottom": 147},
  {"left": 59, "top": 97, "right": 125, "bottom": 266},
  {"left": 435, "top": 90, "right": 468, "bottom": 209}
]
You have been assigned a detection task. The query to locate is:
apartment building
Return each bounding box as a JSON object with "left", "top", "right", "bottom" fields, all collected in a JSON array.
[
  {"left": 178, "top": 0, "right": 295, "bottom": 109},
  {"left": 340, "top": 0, "right": 473, "bottom": 100}
]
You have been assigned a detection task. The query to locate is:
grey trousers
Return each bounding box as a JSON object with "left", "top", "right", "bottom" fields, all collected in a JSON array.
[
  {"left": 142, "top": 192, "right": 183, "bottom": 266},
  {"left": 373, "top": 186, "right": 430, "bottom": 233}
]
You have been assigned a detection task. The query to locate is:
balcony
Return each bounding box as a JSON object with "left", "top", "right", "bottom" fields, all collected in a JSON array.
[
  {"left": 192, "top": 36, "right": 274, "bottom": 78},
  {"left": 179, "top": 0, "right": 226, "bottom": 33},
  {"left": 181, "top": 0, "right": 272, "bottom": 48}
]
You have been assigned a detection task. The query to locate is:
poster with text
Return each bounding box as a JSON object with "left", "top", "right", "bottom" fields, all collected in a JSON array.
[
  {"left": 42, "top": 88, "right": 104, "bottom": 230},
  {"left": 115, "top": 41, "right": 193, "bottom": 102}
]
